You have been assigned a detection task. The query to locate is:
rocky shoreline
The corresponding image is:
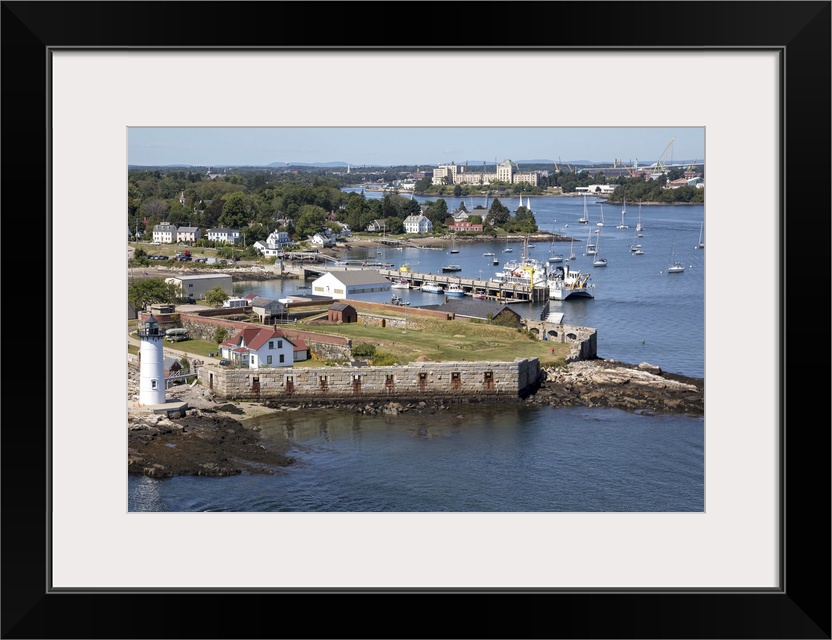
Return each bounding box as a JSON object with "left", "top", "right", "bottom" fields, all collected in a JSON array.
[{"left": 127, "top": 358, "right": 703, "bottom": 478}]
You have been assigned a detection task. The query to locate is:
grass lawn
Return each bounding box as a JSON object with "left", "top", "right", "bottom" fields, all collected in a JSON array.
[
  {"left": 128, "top": 312, "right": 570, "bottom": 367},
  {"left": 296, "top": 315, "right": 569, "bottom": 366},
  {"left": 128, "top": 328, "right": 224, "bottom": 359}
]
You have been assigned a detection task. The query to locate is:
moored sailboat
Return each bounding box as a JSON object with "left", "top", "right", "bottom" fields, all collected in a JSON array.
[
  {"left": 636, "top": 201, "right": 644, "bottom": 236},
  {"left": 616, "top": 197, "right": 628, "bottom": 229},
  {"left": 578, "top": 195, "right": 589, "bottom": 224},
  {"left": 592, "top": 231, "right": 608, "bottom": 267},
  {"left": 666, "top": 235, "right": 685, "bottom": 273}
]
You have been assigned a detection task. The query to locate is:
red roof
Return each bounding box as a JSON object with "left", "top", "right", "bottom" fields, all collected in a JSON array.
[{"left": 220, "top": 327, "right": 293, "bottom": 352}]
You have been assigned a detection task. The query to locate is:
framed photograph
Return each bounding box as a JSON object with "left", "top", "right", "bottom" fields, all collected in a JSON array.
[{"left": 4, "top": 1, "right": 828, "bottom": 638}]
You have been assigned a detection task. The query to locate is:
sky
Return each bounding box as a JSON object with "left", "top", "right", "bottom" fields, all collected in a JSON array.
[{"left": 128, "top": 127, "right": 704, "bottom": 169}]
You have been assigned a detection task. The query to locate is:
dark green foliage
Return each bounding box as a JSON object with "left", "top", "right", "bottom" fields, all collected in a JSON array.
[{"left": 351, "top": 343, "right": 377, "bottom": 357}]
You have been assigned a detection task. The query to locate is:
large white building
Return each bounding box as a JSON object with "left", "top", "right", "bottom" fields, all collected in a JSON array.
[
  {"left": 152, "top": 222, "right": 178, "bottom": 244},
  {"left": 164, "top": 273, "right": 233, "bottom": 300},
  {"left": 206, "top": 227, "right": 241, "bottom": 244},
  {"left": 312, "top": 270, "right": 391, "bottom": 300},
  {"left": 402, "top": 213, "right": 433, "bottom": 234},
  {"left": 431, "top": 160, "right": 542, "bottom": 187}
]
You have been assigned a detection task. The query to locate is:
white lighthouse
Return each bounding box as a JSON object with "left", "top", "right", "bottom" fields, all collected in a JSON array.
[{"left": 138, "top": 314, "right": 166, "bottom": 406}]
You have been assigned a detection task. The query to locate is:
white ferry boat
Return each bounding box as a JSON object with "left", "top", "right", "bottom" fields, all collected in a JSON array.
[{"left": 547, "top": 265, "right": 596, "bottom": 300}]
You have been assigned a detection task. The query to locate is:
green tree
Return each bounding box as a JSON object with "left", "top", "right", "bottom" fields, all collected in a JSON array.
[
  {"left": 133, "top": 247, "right": 148, "bottom": 265},
  {"left": 415, "top": 176, "right": 432, "bottom": 192},
  {"left": 513, "top": 206, "right": 538, "bottom": 232},
  {"left": 422, "top": 199, "right": 449, "bottom": 228},
  {"left": 204, "top": 286, "right": 229, "bottom": 307},
  {"left": 453, "top": 184, "right": 462, "bottom": 197},
  {"left": 139, "top": 198, "right": 170, "bottom": 221},
  {"left": 218, "top": 192, "right": 249, "bottom": 229},
  {"left": 486, "top": 198, "right": 511, "bottom": 226},
  {"left": 128, "top": 278, "right": 179, "bottom": 310},
  {"left": 294, "top": 205, "right": 328, "bottom": 239}
]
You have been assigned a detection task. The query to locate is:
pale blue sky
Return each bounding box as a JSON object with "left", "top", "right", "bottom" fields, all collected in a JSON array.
[{"left": 128, "top": 127, "right": 704, "bottom": 168}]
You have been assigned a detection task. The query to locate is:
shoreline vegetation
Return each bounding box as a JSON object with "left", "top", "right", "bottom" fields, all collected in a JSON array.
[{"left": 362, "top": 187, "right": 702, "bottom": 205}]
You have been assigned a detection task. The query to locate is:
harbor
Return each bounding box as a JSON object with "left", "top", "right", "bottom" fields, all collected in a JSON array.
[{"left": 235, "top": 197, "right": 705, "bottom": 378}]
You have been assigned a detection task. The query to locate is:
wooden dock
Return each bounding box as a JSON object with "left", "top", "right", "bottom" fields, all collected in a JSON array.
[{"left": 378, "top": 269, "right": 549, "bottom": 303}]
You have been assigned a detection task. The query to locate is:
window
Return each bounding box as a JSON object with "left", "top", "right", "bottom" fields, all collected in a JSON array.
[
  {"left": 267, "top": 355, "right": 272, "bottom": 364},
  {"left": 279, "top": 354, "right": 284, "bottom": 363},
  {"left": 151, "top": 379, "right": 158, "bottom": 389},
  {"left": 269, "top": 341, "right": 274, "bottom": 349},
  {"left": 278, "top": 340, "right": 282, "bottom": 348}
]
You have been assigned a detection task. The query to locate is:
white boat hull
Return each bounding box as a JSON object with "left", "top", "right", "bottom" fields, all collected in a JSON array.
[{"left": 549, "top": 286, "right": 595, "bottom": 300}]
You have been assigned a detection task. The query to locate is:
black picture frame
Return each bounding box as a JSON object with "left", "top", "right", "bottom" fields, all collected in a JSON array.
[{"left": 3, "top": 2, "right": 829, "bottom": 638}]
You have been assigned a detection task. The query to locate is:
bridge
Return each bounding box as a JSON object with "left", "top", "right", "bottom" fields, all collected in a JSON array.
[{"left": 165, "top": 367, "right": 199, "bottom": 387}]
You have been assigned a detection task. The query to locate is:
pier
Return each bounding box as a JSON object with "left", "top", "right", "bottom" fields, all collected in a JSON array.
[
  {"left": 287, "top": 257, "right": 549, "bottom": 303},
  {"left": 378, "top": 269, "right": 549, "bottom": 303}
]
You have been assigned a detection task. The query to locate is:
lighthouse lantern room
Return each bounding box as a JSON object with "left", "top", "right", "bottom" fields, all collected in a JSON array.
[{"left": 138, "top": 314, "right": 166, "bottom": 406}]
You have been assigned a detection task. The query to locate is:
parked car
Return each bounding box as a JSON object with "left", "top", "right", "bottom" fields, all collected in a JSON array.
[{"left": 218, "top": 359, "right": 231, "bottom": 366}]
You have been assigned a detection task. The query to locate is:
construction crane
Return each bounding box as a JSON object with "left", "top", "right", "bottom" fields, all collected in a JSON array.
[{"left": 654, "top": 137, "right": 676, "bottom": 174}]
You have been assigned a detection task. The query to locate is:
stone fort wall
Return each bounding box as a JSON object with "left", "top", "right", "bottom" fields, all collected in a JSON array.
[{"left": 197, "top": 358, "right": 541, "bottom": 402}]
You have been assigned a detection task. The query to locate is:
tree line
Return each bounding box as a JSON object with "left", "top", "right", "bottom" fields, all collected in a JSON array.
[{"left": 128, "top": 169, "right": 541, "bottom": 244}]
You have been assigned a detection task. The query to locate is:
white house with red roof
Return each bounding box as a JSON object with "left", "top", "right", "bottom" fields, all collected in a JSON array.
[{"left": 218, "top": 327, "right": 296, "bottom": 368}]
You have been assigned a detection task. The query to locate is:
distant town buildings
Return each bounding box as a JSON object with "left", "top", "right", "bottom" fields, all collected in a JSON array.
[{"left": 432, "top": 159, "right": 544, "bottom": 187}]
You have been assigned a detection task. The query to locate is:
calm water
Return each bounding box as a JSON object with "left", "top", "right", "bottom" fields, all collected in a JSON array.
[{"left": 128, "top": 192, "right": 705, "bottom": 512}]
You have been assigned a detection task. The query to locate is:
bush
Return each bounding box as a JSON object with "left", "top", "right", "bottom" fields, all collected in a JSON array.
[
  {"left": 214, "top": 327, "right": 228, "bottom": 344},
  {"left": 371, "top": 352, "right": 399, "bottom": 366},
  {"left": 351, "top": 343, "right": 377, "bottom": 357}
]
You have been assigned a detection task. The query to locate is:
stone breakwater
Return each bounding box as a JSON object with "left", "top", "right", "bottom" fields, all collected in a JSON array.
[{"left": 529, "top": 359, "right": 704, "bottom": 415}]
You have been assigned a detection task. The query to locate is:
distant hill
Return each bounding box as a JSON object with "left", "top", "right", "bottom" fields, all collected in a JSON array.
[{"left": 266, "top": 161, "right": 348, "bottom": 168}]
